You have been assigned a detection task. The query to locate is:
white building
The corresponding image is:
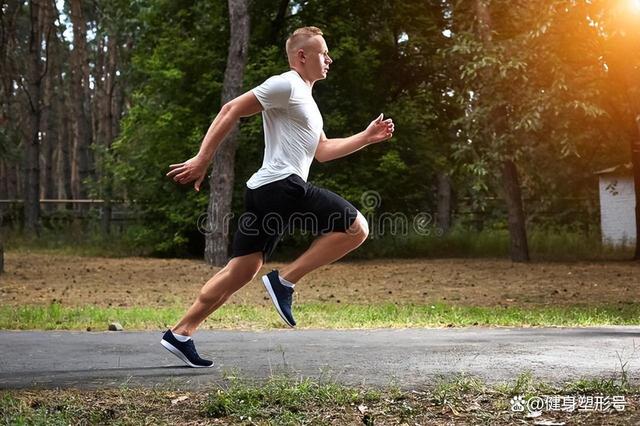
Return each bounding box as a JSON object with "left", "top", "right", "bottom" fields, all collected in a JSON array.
[{"left": 596, "top": 164, "right": 636, "bottom": 246}]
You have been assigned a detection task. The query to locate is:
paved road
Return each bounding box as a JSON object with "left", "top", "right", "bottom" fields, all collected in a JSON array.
[{"left": 0, "top": 327, "right": 638, "bottom": 390}]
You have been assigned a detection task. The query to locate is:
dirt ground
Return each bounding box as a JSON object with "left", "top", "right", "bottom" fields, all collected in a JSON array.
[
  {"left": 1, "top": 251, "right": 639, "bottom": 309},
  {"left": 3, "top": 388, "right": 638, "bottom": 426}
]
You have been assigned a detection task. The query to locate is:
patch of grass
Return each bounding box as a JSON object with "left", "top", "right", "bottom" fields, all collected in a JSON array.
[
  {"left": 564, "top": 377, "right": 632, "bottom": 396},
  {"left": 1, "top": 374, "right": 638, "bottom": 425},
  {"left": 1, "top": 302, "right": 639, "bottom": 330},
  {"left": 203, "top": 376, "right": 368, "bottom": 424},
  {"left": 493, "top": 371, "right": 555, "bottom": 400},
  {"left": 0, "top": 389, "right": 186, "bottom": 425},
  {"left": 3, "top": 226, "right": 153, "bottom": 258},
  {"left": 6, "top": 223, "right": 635, "bottom": 260},
  {"left": 338, "top": 226, "right": 634, "bottom": 261},
  {"left": 433, "top": 373, "right": 487, "bottom": 406},
  {"left": 528, "top": 226, "right": 634, "bottom": 261},
  {"left": 433, "top": 372, "right": 640, "bottom": 424},
  {"left": 301, "top": 303, "right": 640, "bottom": 328},
  {"left": 0, "top": 304, "right": 186, "bottom": 331},
  {"left": 1, "top": 393, "right": 78, "bottom": 425}
]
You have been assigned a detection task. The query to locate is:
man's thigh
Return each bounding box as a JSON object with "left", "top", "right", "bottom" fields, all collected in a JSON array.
[{"left": 293, "top": 184, "right": 359, "bottom": 236}]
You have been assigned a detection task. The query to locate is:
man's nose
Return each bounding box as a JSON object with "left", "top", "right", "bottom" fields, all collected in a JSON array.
[{"left": 326, "top": 56, "right": 333, "bottom": 64}]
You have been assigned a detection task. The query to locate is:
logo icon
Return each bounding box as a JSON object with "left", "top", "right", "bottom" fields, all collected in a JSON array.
[{"left": 510, "top": 395, "right": 526, "bottom": 412}]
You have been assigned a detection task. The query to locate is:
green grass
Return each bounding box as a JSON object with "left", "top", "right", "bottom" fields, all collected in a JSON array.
[
  {"left": 345, "top": 226, "right": 634, "bottom": 261},
  {"left": 1, "top": 393, "right": 76, "bottom": 426},
  {"left": 1, "top": 302, "right": 638, "bottom": 330},
  {"left": 3, "top": 226, "right": 152, "bottom": 258},
  {"left": 433, "top": 371, "right": 638, "bottom": 422},
  {"left": 2, "top": 373, "right": 638, "bottom": 425},
  {"left": 0, "top": 389, "right": 170, "bottom": 426},
  {"left": 203, "top": 376, "right": 373, "bottom": 424}
]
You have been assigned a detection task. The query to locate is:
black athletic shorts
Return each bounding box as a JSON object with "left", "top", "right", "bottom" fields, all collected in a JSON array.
[{"left": 230, "top": 174, "right": 359, "bottom": 261}]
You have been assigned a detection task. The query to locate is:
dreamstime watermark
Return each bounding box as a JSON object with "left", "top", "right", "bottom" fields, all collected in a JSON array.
[
  {"left": 196, "top": 189, "right": 444, "bottom": 238},
  {"left": 359, "top": 190, "right": 441, "bottom": 238},
  {"left": 510, "top": 394, "right": 628, "bottom": 413}
]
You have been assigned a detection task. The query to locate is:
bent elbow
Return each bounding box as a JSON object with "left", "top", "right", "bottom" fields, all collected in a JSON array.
[
  {"left": 219, "top": 102, "right": 235, "bottom": 117},
  {"left": 314, "top": 150, "right": 328, "bottom": 163}
]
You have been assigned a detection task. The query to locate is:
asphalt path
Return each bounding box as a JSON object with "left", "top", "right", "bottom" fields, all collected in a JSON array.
[{"left": 1, "top": 327, "right": 638, "bottom": 390}]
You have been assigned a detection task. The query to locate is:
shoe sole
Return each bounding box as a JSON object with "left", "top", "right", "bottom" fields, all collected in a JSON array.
[
  {"left": 160, "top": 339, "right": 214, "bottom": 368},
  {"left": 262, "top": 275, "right": 295, "bottom": 328}
]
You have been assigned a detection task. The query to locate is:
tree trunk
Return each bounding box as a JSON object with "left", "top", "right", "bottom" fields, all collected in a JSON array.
[
  {"left": 0, "top": 1, "right": 20, "bottom": 117},
  {"left": 501, "top": 160, "right": 530, "bottom": 262},
  {"left": 24, "top": 116, "right": 40, "bottom": 234},
  {"left": 0, "top": 2, "right": 20, "bottom": 220},
  {"left": 104, "top": 34, "right": 121, "bottom": 235},
  {"left": 58, "top": 77, "right": 73, "bottom": 201},
  {"left": 0, "top": 211, "right": 4, "bottom": 274},
  {"left": 436, "top": 172, "right": 452, "bottom": 234},
  {"left": 270, "top": 0, "right": 290, "bottom": 45},
  {"left": 0, "top": 1, "right": 20, "bottom": 189},
  {"left": 205, "top": 0, "right": 250, "bottom": 266},
  {"left": 41, "top": 19, "right": 59, "bottom": 210},
  {"left": 69, "top": 0, "right": 93, "bottom": 204},
  {"left": 94, "top": 32, "right": 107, "bottom": 233},
  {"left": 475, "top": 0, "right": 529, "bottom": 261},
  {"left": 0, "top": 162, "right": 7, "bottom": 201},
  {"left": 7, "top": 162, "right": 18, "bottom": 200},
  {"left": 24, "top": 0, "right": 51, "bottom": 235}
]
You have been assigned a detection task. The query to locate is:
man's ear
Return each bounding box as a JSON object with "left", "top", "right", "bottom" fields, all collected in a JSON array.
[{"left": 297, "top": 49, "right": 306, "bottom": 63}]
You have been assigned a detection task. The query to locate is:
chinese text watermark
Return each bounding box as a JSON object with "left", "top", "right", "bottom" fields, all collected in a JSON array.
[{"left": 510, "top": 394, "right": 628, "bottom": 413}]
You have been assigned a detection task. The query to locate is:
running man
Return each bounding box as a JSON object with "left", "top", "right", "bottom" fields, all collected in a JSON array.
[{"left": 162, "top": 27, "right": 394, "bottom": 367}]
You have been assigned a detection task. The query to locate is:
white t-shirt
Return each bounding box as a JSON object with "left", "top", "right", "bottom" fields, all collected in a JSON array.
[{"left": 246, "top": 70, "right": 323, "bottom": 189}]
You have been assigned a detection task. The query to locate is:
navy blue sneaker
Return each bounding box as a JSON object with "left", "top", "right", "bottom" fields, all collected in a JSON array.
[
  {"left": 262, "top": 270, "right": 296, "bottom": 327},
  {"left": 160, "top": 330, "right": 214, "bottom": 368}
]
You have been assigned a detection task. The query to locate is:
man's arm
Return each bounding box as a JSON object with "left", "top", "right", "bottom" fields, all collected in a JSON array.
[
  {"left": 315, "top": 114, "right": 395, "bottom": 163},
  {"left": 167, "top": 91, "right": 263, "bottom": 191}
]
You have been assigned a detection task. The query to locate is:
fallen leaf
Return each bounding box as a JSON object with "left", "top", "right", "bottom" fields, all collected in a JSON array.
[{"left": 171, "top": 395, "right": 189, "bottom": 405}]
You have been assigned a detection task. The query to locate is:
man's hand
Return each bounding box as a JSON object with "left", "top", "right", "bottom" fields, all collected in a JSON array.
[
  {"left": 166, "top": 156, "right": 208, "bottom": 192},
  {"left": 365, "top": 113, "right": 394, "bottom": 144}
]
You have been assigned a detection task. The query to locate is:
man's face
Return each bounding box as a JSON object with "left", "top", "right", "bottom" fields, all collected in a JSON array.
[{"left": 304, "top": 36, "right": 332, "bottom": 81}]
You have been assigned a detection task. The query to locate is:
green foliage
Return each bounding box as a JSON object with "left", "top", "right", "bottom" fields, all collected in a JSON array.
[
  {"left": 300, "top": 0, "right": 453, "bottom": 213},
  {"left": 442, "top": 0, "right": 633, "bottom": 223},
  {"left": 110, "top": 0, "right": 228, "bottom": 255},
  {"left": 97, "top": 0, "right": 639, "bottom": 257},
  {"left": 105, "top": 0, "right": 457, "bottom": 254}
]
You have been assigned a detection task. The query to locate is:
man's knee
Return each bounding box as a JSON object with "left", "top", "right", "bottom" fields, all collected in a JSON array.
[
  {"left": 226, "top": 253, "right": 263, "bottom": 283},
  {"left": 347, "top": 212, "right": 369, "bottom": 243}
]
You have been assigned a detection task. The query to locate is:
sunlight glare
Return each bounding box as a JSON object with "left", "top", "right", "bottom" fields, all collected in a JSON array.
[{"left": 632, "top": 0, "right": 640, "bottom": 13}]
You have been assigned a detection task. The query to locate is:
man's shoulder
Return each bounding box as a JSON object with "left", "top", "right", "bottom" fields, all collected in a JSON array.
[
  {"left": 253, "top": 72, "right": 294, "bottom": 108},
  {"left": 256, "top": 72, "right": 294, "bottom": 90},
  {"left": 262, "top": 70, "right": 294, "bottom": 82},
  {"left": 273, "top": 70, "right": 298, "bottom": 85}
]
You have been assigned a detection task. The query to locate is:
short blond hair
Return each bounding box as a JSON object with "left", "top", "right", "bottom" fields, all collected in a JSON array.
[{"left": 286, "top": 26, "right": 324, "bottom": 64}]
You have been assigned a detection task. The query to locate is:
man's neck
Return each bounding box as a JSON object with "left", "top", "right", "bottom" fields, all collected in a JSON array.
[{"left": 290, "top": 67, "right": 314, "bottom": 88}]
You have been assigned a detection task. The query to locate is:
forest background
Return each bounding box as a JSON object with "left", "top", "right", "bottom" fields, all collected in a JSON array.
[{"left": 2, "top": 0, "right": 639, "bottom": 266}]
